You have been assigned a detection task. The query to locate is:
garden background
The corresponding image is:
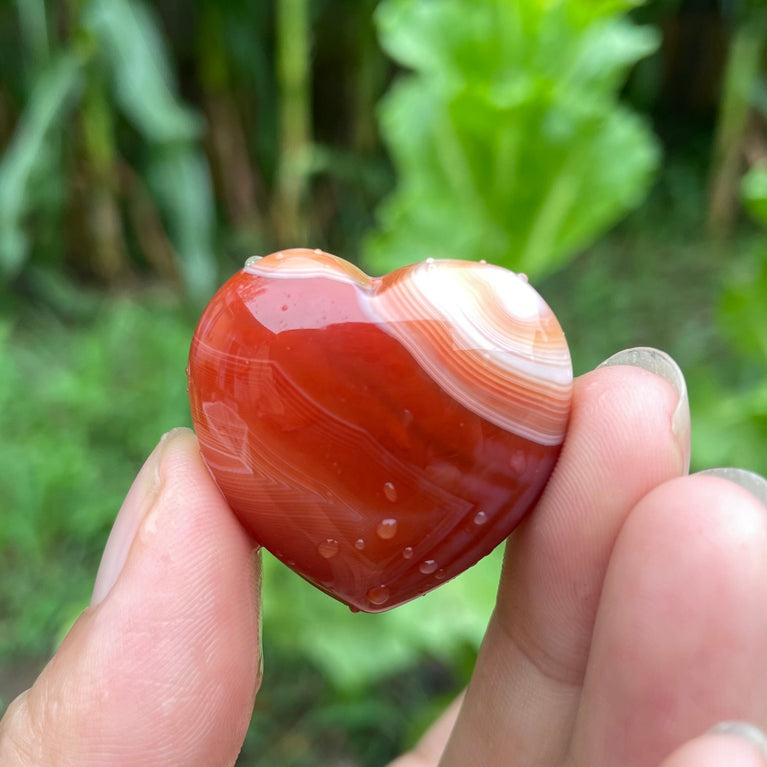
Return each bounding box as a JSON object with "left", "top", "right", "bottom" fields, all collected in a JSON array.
[{"left": 2, "top": 0, "right": 767, "bottom": 764}]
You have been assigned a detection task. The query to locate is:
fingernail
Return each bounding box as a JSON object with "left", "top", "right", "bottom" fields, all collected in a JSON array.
[
  {"left": 91, "top": 428, "right": 194, "bottom": 606},
  {"left": 697, "top": 468, "right": 767, "bottom": 510},
  {"left": 253, "top": 547, "right": 264, "bottom": 693},
  {"left": 708, "top": 722, "right": 767, "bottom": 758},
  {"left": 598, "top": 347, "right": 690, "bottom": 472}
]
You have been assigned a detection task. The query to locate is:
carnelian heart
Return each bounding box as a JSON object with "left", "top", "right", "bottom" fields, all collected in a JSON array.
[{"left": 187, "top": 249, "right": 572, "bottom": 611}]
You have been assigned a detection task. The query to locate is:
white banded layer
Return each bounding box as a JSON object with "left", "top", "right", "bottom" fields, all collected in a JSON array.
[
  {"left": 244, "top": 248, "right": 370, "bottom": 284},
  {"left": 244, "top": 249, "right": 572, "bottom": 446},
  {"left": 369, "top": 259, "right": 571, "bottom": 446}
]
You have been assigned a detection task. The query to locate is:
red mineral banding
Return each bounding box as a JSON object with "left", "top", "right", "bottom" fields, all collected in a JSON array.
[{"left": 188, "top": 249, "right": 572, "bottom": 611}]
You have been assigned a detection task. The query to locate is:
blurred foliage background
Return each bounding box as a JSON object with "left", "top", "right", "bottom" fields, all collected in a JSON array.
[{"left": 1, "top": 0, "right": 767, "bottom": 764}]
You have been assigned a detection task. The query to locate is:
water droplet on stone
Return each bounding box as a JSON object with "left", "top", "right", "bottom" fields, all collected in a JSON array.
[
  {"left": 419, "top": 559, "right": 438, "bottom": 575},
  {"left": 377, "top": 518, "right": 398, "bottom": 539},
  {"left": 367, "top": 585, "right": 390, "bottom": 605},
  {"left": 402, "top": 546, "right": 414, "bottom": 559},
  {"left": 318, "top": 539, "right": 339, "bottom": 559},
  {"left": 473, "top": 510, "right": 488, "bottom": 526},
  {"left": 383, "top": 481, "right": 398, "bottom": 502},
  {"left": 355, "top": 538, "right": 365, "bottom": 550}
]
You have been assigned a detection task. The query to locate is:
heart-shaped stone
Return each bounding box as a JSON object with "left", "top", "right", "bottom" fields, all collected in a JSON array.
[{"left": 188, "top": 249, "right": 572, "bottom": 611}]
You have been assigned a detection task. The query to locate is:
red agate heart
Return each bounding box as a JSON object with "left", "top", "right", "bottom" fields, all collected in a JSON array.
[{"left": 187, "top": 249, "right": 572, "bottom": 612}]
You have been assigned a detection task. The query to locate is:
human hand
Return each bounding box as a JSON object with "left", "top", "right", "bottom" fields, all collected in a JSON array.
[
  {"left": 392, "top": 348, "right": 767, "bottom": 767},
  {"left": 0, "top": 427, "right": 261, "bottom": 766},
  {"left": 1, "top": 348, "right": 766, "bottom": 767}
]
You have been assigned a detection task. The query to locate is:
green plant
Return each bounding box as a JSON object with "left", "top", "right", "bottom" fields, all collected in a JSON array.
[
  {"left": 0, "top": 0, "right": 217, "bottom": 303},
  {"left": 262, "top": 547, "right": 499, "bottom": 691},
  {"left": 0, "top": 296, "right": 193, "bottom": 658},
  {"left": 695, "top": 199, "right": 767, "bottom": 476},
  {"left": 365, "top": 0, "right": 661, "bottom": 279},
  {"left": 691, "top": 95, "right": 767, "bottom": 477},
  {"left": 708, "top": 2, "right": 767, "bottom": 234},
  {"left": 274, "top": 0, "right": 313, "bottom": 244}
]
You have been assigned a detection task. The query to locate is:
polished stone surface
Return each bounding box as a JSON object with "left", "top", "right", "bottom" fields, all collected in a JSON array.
[{"left": 188, "top": 249, "right": 572, "bottom": 611}]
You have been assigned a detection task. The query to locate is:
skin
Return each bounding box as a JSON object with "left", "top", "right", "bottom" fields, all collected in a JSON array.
[{"left": 1, "top": 353, "right": 766, "bottom": 766}]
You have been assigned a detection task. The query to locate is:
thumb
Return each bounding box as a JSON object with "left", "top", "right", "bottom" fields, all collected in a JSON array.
[{"left": 0, "top": 428, "right": 261, "bottom": 767}]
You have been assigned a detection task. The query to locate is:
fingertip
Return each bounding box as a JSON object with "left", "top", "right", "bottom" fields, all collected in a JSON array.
[
  {"left": 92, "top": 427, "right": 198, "bottom": 606},
  {"left": 697, "top": 468, "right": 767, "bottom": 511},
  {"left": 587, "top": 348, "right": 689, "bottom": 475},
  {"left": 664, "top": 473, "right": 767, "bottom": 557},
  {"left": 709, "top": 722, "right": 767, "bottom": 757},
  {"left": 571, "top": 472, "right": 767, "bottom": 766},
  {"left": 597, "top": 347, "right": 687, "bottom": 410},
  {"left": 660, "top": 732, "right": 767, "bottom": 767}
]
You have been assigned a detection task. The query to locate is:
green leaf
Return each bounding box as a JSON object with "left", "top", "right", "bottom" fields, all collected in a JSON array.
[
  {"left": 366, "top": 0, "right": 660, "bottom": 278},
  {"left": 83, "top": 0, "right": 218, "bottom": 302},
  {"left": 84, "top": 0, "right": 202, "bottom": 143},
  {"left": 719, "top": 244, "right": 767, "bottom": 361},
  {"left": 0, "top": 52, "right": 83, "bottom": 278},
  {"left": 741, "top": 161, "right": 767, "bottom": 228},
  {"left": 690, "top": 374, "right": 767, "bottom": 477},
  {"left": 147, "top": 147, "right": 218, "bottom": 304},
  {"left": 263, "top": 547, "right": 500, "bottom": 691}
]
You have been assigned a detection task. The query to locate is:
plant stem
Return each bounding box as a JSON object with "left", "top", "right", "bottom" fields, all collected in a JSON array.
[
  {"left": 708, "top": 19, "right": 767, "bottom": 236},
  {"left": 79, "top": 71, "right": 129, "bottom": 283},
  {"left": 275, "top": 0, "right": 313, "bottom": 244},
  {"left": 353, "top": 0, "right": 383, "bottom": 154},
  {"left": 15, "top": 0, "right": 50, "bottom": 80}
]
